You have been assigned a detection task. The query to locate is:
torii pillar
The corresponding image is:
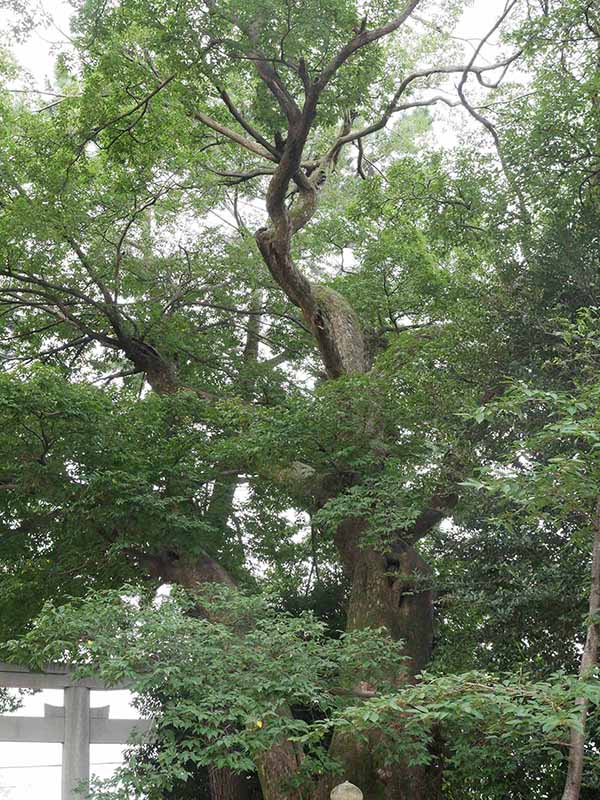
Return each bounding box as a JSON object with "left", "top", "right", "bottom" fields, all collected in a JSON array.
[{"left": 63, "top": 687, "right": 91, "bottom": 799}]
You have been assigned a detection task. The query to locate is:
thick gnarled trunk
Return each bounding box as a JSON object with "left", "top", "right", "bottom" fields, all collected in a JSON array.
[
  {"left": 335, "top": 518, "right": 434, "bottom": 674},
  {"left": 317, "top": 518, "right": 441, "bottom": 800},
  {"left": 258, "top": 223, "right": 443, "bottom": 796},
  {"left": 251, "top": 36, "right": 449, "bottom": 792}
]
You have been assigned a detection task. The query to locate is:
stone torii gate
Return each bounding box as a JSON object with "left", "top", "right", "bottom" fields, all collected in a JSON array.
[{"left": 0, "top": 662, "right": 152, "bottom": 799}]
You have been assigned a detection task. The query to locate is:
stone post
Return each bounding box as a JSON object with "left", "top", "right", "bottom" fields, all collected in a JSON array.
[{"left": 62, "top": 686, "right": 90, "bottom": 799}]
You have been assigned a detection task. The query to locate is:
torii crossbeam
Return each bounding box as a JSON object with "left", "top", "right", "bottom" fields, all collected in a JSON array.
[{"left": 0, "top": 662, "right": 152, "bottom": 800}]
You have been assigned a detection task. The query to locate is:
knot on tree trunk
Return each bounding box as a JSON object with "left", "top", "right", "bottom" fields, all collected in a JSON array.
[{"left": 125, "top": 338, "right": 179, "bottom": 394}]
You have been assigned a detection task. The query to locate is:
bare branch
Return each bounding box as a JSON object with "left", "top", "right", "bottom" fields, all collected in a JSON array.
[
  {"left": 456, "top": 1, "right": 532, "bottom": 227},
  {"left": 456, "top": 1, "right": 520, "bottom": 141},
  {"left": 91, "top": 367, "right": 143, "bottom": 384},
  {"left": 335, "top": 53, "right": 521, "bottom": 149},
  {"left": 191, "top": 109, "right": 277, "bottom": 162},
  {"left": 114, "top": 186, "right": 172, "bottom": 301},
  {"left": 85, "top": 74, "right": 176, "bottom": 143},
  {"left": 205, "top": 166, "right": 276, "bottom": 185},
  {"left": 216, "top": 86, "right": 281, "bottom": 158}
]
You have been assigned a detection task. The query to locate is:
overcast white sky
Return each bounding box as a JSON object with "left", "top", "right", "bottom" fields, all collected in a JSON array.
[{"left": 0, "top": 0, "right": 507, "bottom": 797}]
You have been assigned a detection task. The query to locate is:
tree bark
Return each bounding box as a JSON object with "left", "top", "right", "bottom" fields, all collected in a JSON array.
[
  {"left": 335, "top": 519, "right": 434, "bottom": 674},
  {"left": 208, "top": 766, "right": 251, "bottom": 800},
  {"left": 561, "top": 494, "right": 600, "bottom": 800},
  {"left": 258, "top": 226, "right": 444, "bottom": 796},
  {"left": 254, "top": 730, "right": 304, "bottom": 800}
]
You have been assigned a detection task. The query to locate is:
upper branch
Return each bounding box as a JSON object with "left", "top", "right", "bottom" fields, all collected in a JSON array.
[
  {"left": 335, "top": 52, "right": 522, "bottom": 149},
  {"left": 216, "top": 86, "right": 281, "bottom": 158},
  {"left": 456, "top": 0, "right": 532, "bottom": 226},
  {"left": 74, "top": 74, "right": 177, "bottom": 158},
  {"left": 248, "top": 49, "right": 303, "bottom": 122},
  {"left": 312, "top": 0, "right": 423, "bottom": 95},
  {"left": 456, "top": 0, "right": 520, "bottom": 143}
]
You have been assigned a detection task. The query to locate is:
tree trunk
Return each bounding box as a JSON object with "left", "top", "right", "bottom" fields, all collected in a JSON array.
[
  {"left": 208, "top": 766, "right": 250, "bottom": 800},
  {"left": 256, "top": 142, "right": 444, "bottom": 796},
  {"left": 254, "top": 729, "right": 304, "bottom": 800},
  {"left": 315, "top": 518, "right": 442, "bottom": 800},
  {"left": 561, "top": 494, "right": 600, "bottom": 800},
  {"left": 336, "top": 519, "right": 433, "bottom": 674}
]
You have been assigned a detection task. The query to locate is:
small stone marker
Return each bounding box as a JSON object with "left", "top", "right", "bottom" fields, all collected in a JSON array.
[{"left": 331, "top": 781, "right": 364, "bottom": 800}]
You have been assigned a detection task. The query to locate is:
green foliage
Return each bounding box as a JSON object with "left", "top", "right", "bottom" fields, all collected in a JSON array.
[
  {"left": 6, "top": 585, "right": 405, "bottom": 796},
  {"left": 329, "top": 670, "right": 600, "bottom": 797},
  {"left": 0, "top": 688, "right": 28, "bottom": 714},
  {"left": 0, "top": 368, "right": 262, "bottom": 637},
  {"left": 6, "top": 586, "right": 599, "bottom": 798},
  {"left": 1, "top": 0, "right": 600, "bottom": 797}
]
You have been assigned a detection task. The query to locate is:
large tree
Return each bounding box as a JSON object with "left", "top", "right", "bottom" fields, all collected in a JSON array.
[{"left": 1, "top": 0, "right": 599, "bottom": 798}]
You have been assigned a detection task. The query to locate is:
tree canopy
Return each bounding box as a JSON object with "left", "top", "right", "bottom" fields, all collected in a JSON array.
[{"left": 0, "top": 0, "right": 599, "bottom": 798}]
